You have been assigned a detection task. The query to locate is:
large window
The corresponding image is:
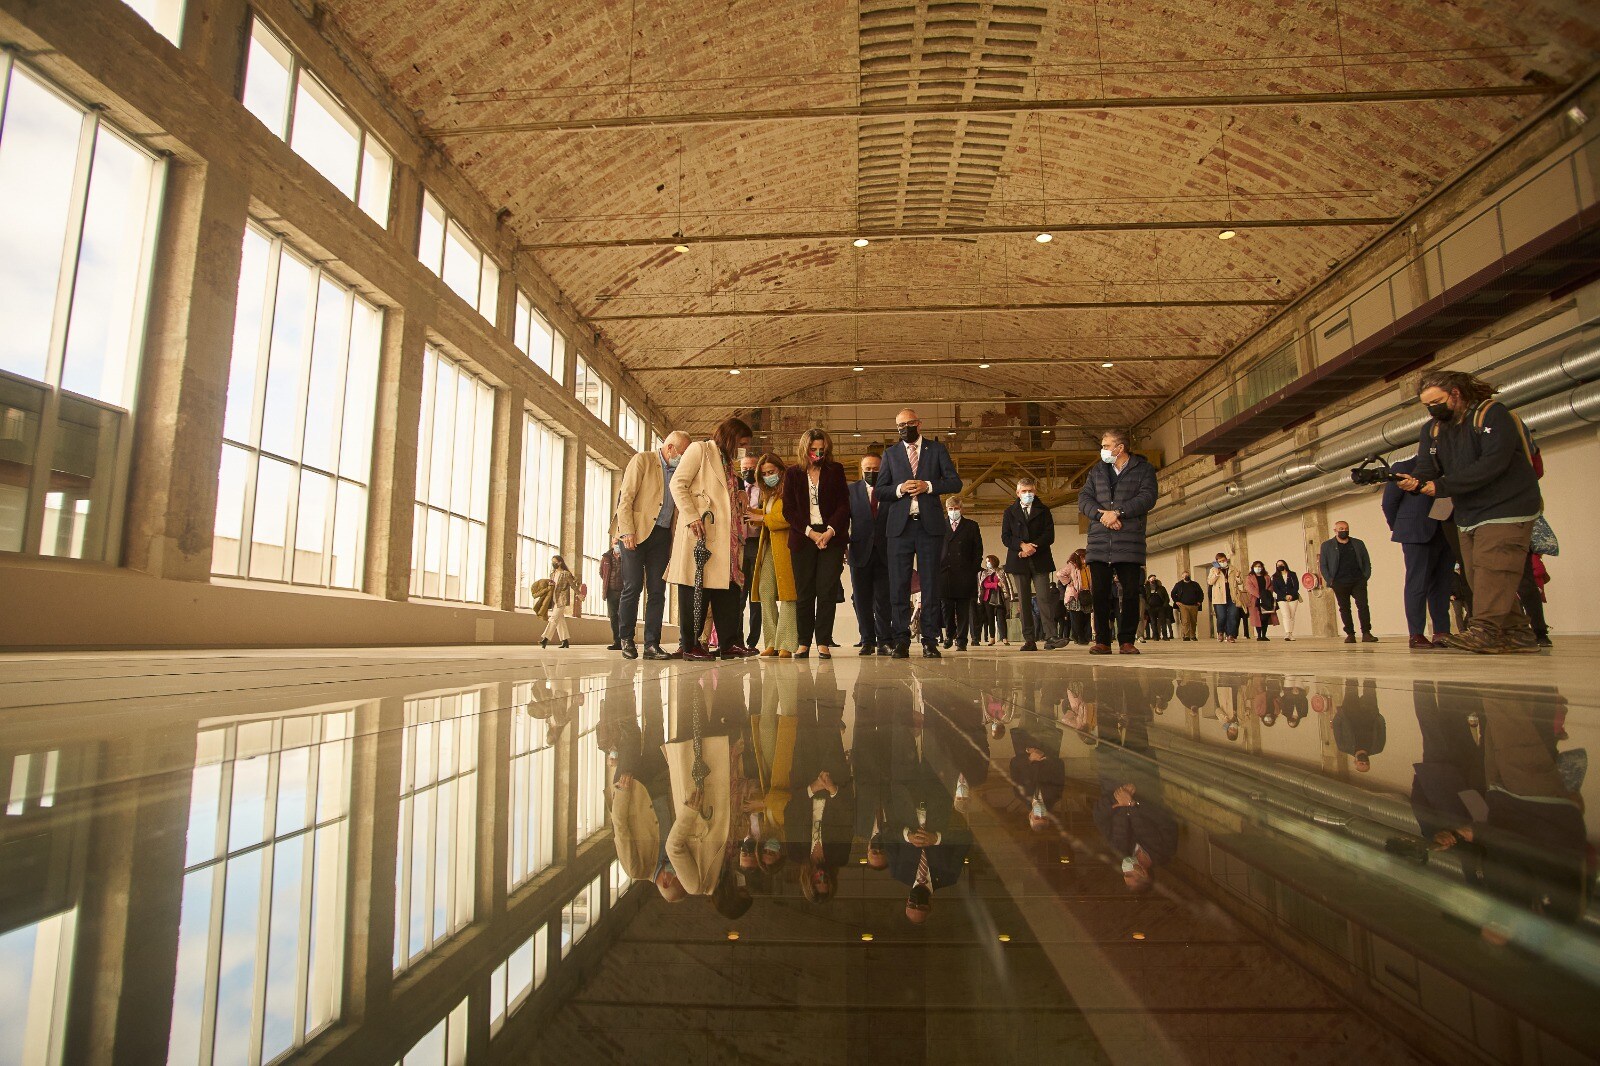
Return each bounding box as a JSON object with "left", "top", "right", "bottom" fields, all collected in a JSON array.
[
  {"left": 0, "top": 909, "right": 76, "bottom": 1065},
  {"left": 241, "top": 19, "right": 391, "bottom": 226},
  {"left": 0, "top": 59, "right": 164, "bottom": 561},
  {"left": 574, "top": 675, "right": 608, "bottom": 845},
  {"left": 507, "top": 681, "right": 557, "bottom": 892},
  {"left": 396, "top": 998, "right": 468, "bottom": 1066},
  {"left": 513, "top": 291, "right": 563, "bottom": 385},
  {"left": 411, "top": 347, "right": 493, "bottom": 603},
  {"left": 559, "top": 876, "right": 602, "bottom": 958},
  {"left": 418, "top": 191, "right": 499, "bottom": 324},
  {"left": 573, "top": 356, "right": 611, "bottom": 425},
  {"left": 394, "top": 692, "right": 479, "bottom": 974},
  {"left": 516, "top": 416, "right": 565, "bottom": 609},
  {"left": 123, "top": 0, "right": 185, "bottom": 42},
  {"left": 214, "top": 225, "right": 381, "bottom": 588},
  {"left": 618, "top": 401, "right": 646, "bottom": 452},
  {"left": 581, "top": 458, "right": 614, "bottom": 616},
  {"left": 168, "top": 709, "right": 353, "bottom": 1066}
]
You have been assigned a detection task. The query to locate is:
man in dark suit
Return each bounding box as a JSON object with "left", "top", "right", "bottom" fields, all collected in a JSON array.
[
  {"left": 1383, "top": 455, "right": 1455, "bottom": 649},
  {"left": 848, "top": 453, "right": 893, "bottom": 656},
  {"left": 939, "top": 497, "right": 983, "bottom": 650},
  {"left": 1001, "top": 476, "right": 1063, "bottom": 652},
  {"left": 874, "top": 408, "right": 963, "bottom": 659},
  {"left": 886, "top": 691, "right": 972, "bottom": 923},
  {"left": 783, "top": 676, "right": 855, "bottom": 903}
]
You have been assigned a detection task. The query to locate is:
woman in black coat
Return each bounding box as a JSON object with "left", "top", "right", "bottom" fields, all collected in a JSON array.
[
  {"left": 1269, "top": 560, "right": 1302, "bottom": 641},
  {"left": 782, "top": 428, "right": 850, "bottom": 658}
]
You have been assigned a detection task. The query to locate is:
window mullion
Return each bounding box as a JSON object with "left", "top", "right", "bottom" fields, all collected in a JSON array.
[
  {"left": 322, "top": 296, "right": 355, "bottom": 587},
  {"left": 247, "top": 838, "right": 275, "bottom": 1066}
]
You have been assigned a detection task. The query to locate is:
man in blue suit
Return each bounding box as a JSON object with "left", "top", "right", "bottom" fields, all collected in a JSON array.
[
  {"left": 874, "top": 408, "right": 963, "bottom": 658},
  {"left": 848, "top": 453, "right": 893, "bottom": 656},
  {"left": 1383, "top": 454, "right": 1455, "bottom": 648}
]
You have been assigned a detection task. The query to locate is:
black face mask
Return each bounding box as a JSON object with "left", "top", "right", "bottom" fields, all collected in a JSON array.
[
  {"left": 1426, "top": 401, "right": 1454, "bottom": 422},
  {"left": 863, "top": 471, "right": 879, "bottom": 486},
  {"left": 741, "top": 470, "right": 756, "bottom": 485},
  {"left": 1336, "top": 531, "right": 1350, "bottom": 540},
  {"left": 898, "top": 424, "right": 920, "bottom": 444}
]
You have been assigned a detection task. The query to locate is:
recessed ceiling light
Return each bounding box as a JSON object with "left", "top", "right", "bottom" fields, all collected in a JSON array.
[
  {"left": 860, "top": 933, "right": 874, "bottom": 942},
  {"left": 1035, "top": 232, "right": 1052, "bottom": 243},
  {"left": 853, "top": 366, "right": 865, "bottom": 372},
  {"left": 998, "top": 934, "right": 1012, "bottom": 942},
  {"left": 728, "top": 368, "right": 741, "bottom": 376},
  {"left": 1101, "top": 361, "right": 1115, "bottom": 368},
  {"left": 1131, "top": 932, "right": 1146, "bottom": 941},
  {"left": 1217, "top": 229, "right": 1236, "bottom": 240},
  {"left": 727, "top": 931, "right": 740, "bottom": 941},
  {"left": 853, "top": 237, "right": 870, "bottom": 248},
  {"left": 1041, "top": 428, "right": 1052, "bottom": 434},
  {"left": 673, "top": 243, "right": 690, "bottom": 253},
  {"left": 978, "top": 363, "right": 990, "bottom": 369},
  {"left": 853, "top": 432, "right": 861, "bottom": 437}
]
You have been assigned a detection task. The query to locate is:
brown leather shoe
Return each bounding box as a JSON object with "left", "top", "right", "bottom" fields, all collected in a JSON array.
[
  {"left": 1089, "top": 644, "right": 1112, "bottom": 655},
  {"left": 1409, "top": 635, "right": 1432, "bottom": 649},
  {"left": 1119, "top": 643, "right": 1140, "bottom": 655}
]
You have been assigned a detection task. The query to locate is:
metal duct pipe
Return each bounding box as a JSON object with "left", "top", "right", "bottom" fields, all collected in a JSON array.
[
  {"left": 1148, "top": 375, "right": 1600, "bottom": 551},
  {"left": 1149, "top": 329, "right": 1600, "bottom": 536}
]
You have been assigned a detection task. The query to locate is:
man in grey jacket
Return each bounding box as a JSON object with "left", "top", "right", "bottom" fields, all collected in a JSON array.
[
  {"left": 1077, "top": 429, "right": 1160, "bottom": 654},
  {"left": 1318, "top": 520, "right": 1376, "bottom": 643}
]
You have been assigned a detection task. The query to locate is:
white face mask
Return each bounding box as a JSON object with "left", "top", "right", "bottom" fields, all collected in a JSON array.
[
  {"left": 1100, "top": 447, "right": 1116, "bottom": 463},
  {"left": 1019, "top": 492, "right": 1035, "bottom": 507},
  {"left": 948, "top": 510, "right": 962, "bottom": 524}
]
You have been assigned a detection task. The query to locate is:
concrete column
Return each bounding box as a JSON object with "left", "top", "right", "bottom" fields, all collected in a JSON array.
[
  {"left": 364, "top": 310, "right": 427, "bottom": 600},
  {"left": 65, "top": 728, "right": 196, "bottom": 1064},
  {"left": 180, "top": 0, "right": 250, "bottom": 86},
  {"left": 485, "top": 387, "right": 524, "bottom": 611},
  {"left": 551, "top": 702, "right": 576, "bottom": 866},
  {"left": 1301, "top": 503, "right": 1337, "bottom": 637},
  {"left": 345, "top": 699, "right": 402, "bottom": 1020},
  {"left": 563, "top": 431, "right": 587, "bottom": 568},
  {"left": 122, "top": 160, "right": 249, "bottom": 580},
  {"left": 477, "top": 682, "right": 513, "bottom": 922}
]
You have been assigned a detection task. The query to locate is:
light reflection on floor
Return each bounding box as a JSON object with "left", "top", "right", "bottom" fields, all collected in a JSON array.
[{"left": 0, "top": 641, "right": 1594, "bottom": 1065}]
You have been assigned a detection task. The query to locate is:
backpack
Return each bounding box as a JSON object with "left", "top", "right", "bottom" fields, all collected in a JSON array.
[{"left": 1430, "top": 399, "right": 1535, "bottom": 463}]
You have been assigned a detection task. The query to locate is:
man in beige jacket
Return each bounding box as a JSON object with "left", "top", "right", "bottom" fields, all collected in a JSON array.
[{"left": 614, "top": 431, "right": 689, "bottom": 660}]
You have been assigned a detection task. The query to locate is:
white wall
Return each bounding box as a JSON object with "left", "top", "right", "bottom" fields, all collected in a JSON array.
[{"left": 1530, "top": 424, "right": 1600, "bottom": 635}]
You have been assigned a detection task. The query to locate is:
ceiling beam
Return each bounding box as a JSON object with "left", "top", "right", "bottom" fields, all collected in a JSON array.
[
  {"left": 428, "top": 84, "right": 1559, "bottom": 137},
  {"left": 588, "top": 297, "right": 1285, "bottom": 322},
  {"left": 631, "top": 354, "right": 1207, "bottom": 373},
  {"left": 519, "top": 215, "right": 1398, "bottom": 251},
  {"left": 654, "top": 393, "right": 1164, "bottom": 409}
]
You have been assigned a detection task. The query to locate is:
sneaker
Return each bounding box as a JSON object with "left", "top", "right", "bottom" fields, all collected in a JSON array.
[
  {"left": 1431, "top": 635, "right": 1451, "bottom": 649},
  {"left": 1119, "top": 643, "right": 1141, "bottom": 655},
  {"left": 1445, "top": 625, "right": 1513, "bottom": 655}
]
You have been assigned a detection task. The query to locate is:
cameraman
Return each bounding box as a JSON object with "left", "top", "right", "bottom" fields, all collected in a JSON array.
[{"left": 1397, "top": 370, "right": 1541, "bottom": 654}]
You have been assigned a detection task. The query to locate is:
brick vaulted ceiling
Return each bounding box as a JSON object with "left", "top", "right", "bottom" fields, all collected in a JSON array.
[{"left": 323, "top": 0, "right": 1600, "bottom": 442}]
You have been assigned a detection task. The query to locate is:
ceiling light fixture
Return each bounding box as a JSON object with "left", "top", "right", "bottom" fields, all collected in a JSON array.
[
  {"left": 1217, "top": 229, "right": 1236, "bottom": 240},
  {"left": 853, "top": 366, "right": 865, "bottom": 372},
  {"left": 853, "top": 237, "right": 870, "bottom": 248},
  {"left": 673, "top": 243, "right": 690, "bottom": 253},
  {"left": 998, "top": 934, "right": 1012, "bottom": 942},
  {"left": 1567, "top": 105, "right": 1589, "bottom": 126},
  {"left": 728, "top": 368, "right": 741, "bottom": 376},
  {"left": 1035, "top": 232, "right": 1052, "bottom": 243},
  {"left": 860, "top": 933, "right": 874, "bottom": 942},
  {"left": 727, "top": 931, "right": 740, "bottom": 941},
  {"left": 1101, "top": 361, "right": 1115, "bottom": 368},
  {"left": 1131, "top": 933, "right": 1146, "bottom": 941},
  {"left": 978, "top": 363, "right": 990, "bottom": 369},
  {"left": 1041, "top": 428, "right": 1052, "bottom": 435}
]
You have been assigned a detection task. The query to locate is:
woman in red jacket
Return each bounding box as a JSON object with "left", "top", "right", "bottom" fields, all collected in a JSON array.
[{"left": 783, "top": 428, "right": 851, "bottom": 659}]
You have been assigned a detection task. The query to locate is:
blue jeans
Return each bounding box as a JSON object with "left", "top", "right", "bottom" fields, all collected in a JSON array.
[{"left": 1213, "top": 602, "right": 1242, "bottom": 638}]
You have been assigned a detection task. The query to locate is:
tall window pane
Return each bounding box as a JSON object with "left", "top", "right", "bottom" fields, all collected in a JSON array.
[
  {"left": 167, "top": 709, "right": 354, "bottom": 1066},
  {"left": 573, "top": 357, "right": 611, "bottom": 425},
  {"left": 0, "top": 60, "right": 163, "bottom": 562},
  {"left": 122, "top": 0, "right": 185, "bottom": 43},
  {"left": 516, "top": 415, "right": 565, "bottom": 609},
  {"left": 394, "top": 693, "right": 479, "bottom": 974},
  {"left": 618, "top": 401, "right": 645, "bottom": 451},
  {"left": 581, "top": 458, "right": 613, "bottom": 616},
  {"left": 214, "top": 224, "right": 381, "bottom": 589},
  {"left": 411, "top": 347, "right": 493, "bottom": 602},
  {"left": 574, "top": 677, "right": 607, "bottom": 844},
  {"left": 508, "top": 682, "right": 556, "bottom": 892}
]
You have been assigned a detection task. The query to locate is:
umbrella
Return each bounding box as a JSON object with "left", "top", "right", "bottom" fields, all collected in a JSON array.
[
  {"left": 691, "top": 509, "right": 715, "bottom": 644},
  {"left": 689, "top": 677, "right": 713, "bottom": 820}
]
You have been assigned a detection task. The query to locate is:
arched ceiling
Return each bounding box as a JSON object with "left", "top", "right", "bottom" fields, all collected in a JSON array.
[{"left": 323, "top": 0, "right": 1600, "bottom": 446}]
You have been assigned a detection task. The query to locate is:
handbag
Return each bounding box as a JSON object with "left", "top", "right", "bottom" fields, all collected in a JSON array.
[{"left": 1530, "top": 515, "right": 1559, "bottom": 556}]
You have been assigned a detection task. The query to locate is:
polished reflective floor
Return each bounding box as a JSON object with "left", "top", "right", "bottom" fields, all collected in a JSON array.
[{"left": 1, "top": 640, "right": 1596, "bottom": 1065}]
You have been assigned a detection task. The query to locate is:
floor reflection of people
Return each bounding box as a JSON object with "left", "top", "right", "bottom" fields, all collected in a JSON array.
[
  {"left": 1010, "top": 722, "right": 1066, "bottom": 832},
  {"left": 1332, "top": 678, "right": 1386, "bottom": 772},
  {"left": 608, "top": 664, "right": 677, "bottom": 897},
  {"left": 1092, "top": 747, "right": 1178, "bottom": 894},
  {"left": 851, "top": 677, "right": 896, "bottom": 870},
  {"left": 888, "top": 683, "right": 974, "bottom": 923},
  {"left": 663, "top": 671, "right": 740, "bottom": 899},
  {"left": 1420, "top": 683, "right": 1588, "bottom": 923},
  {"left": 783, "top": 668, "right": 855, "bottom": 903}
]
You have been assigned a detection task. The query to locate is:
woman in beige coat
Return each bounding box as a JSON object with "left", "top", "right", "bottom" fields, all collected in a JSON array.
[
  {"left": 540, "top": 556, "right": 579, "bottom": 648},
  {"left": 1206, "top": 552, "right": 1244, "bottom": 643},
  {"left": 668, "top": 417, "right": 755, "bottom": 661}
]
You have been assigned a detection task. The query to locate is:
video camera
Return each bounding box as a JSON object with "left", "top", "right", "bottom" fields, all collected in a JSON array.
[{"left": 1349, "top": 455, "right": 1405, "bottom": 486}]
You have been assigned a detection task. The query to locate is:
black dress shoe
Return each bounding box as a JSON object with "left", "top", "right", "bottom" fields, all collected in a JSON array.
[
  {"left": 642, "top": 644, "right": 671, "bottom": 660},
  {"left": 876, "top": 644, "right": 892, "bottom": 657},
  {"left": 859, "top": 644, "right": 876, "bottom": 656},
  {"left": 923, "top": 644, "right": 942, "bottom": 658},
  {"left": 891, "top": 644, "right": 910, "bottom": 659},
  {"left": 1019, "top": 641, "right": 1037, "bottom": 652},
  {"left": 683, "top": 648, "right": 716, "bottom": 662},
  {"left": 606, "top": 643, "right": 622, "bottom": 651},
  {"left": 955, "top": 642, "right": 967, "bottom": 651},
  {"left": 1043, "top": 638, "right": 1067, "bottom": 650},
  {"left": 621, "top": 640, "right": 638, "bottom": 660}
]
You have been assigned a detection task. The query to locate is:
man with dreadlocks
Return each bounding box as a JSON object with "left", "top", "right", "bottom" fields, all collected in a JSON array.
[{"left": 1399, "top": 369, "right": 1543, "bottom": 655}]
